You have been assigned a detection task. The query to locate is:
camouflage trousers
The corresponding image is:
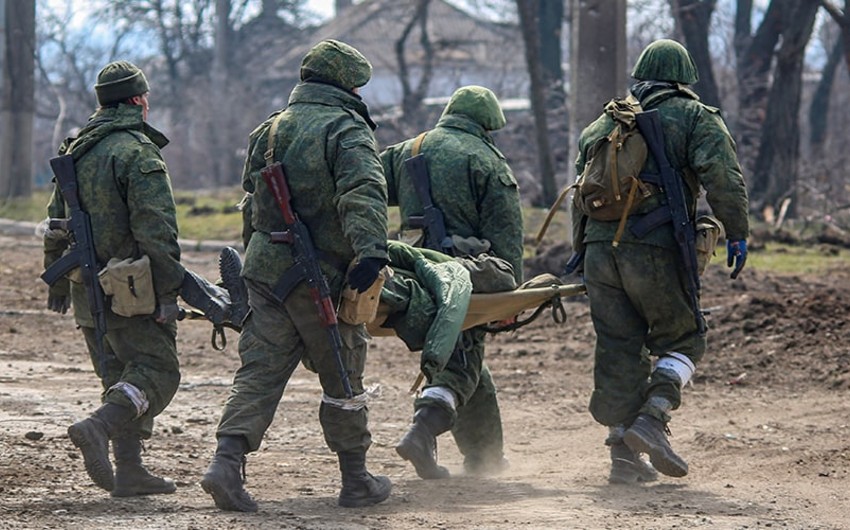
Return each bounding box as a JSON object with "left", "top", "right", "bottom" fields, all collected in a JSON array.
[
  {"left": 81, "top": 319, "right": 180, "bottom": 439},
  {"left": 584, "top": 241, "right": 705, "bottom": 427},
  {"left": 215, "top": 278, "right": 372, "bottom": 454},
  {"left": 415, "top": 328, "right": 504, "bottom": 465}
]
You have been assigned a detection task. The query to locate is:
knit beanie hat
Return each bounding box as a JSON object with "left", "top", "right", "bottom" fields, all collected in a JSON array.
[{"left": 95, "top": 61, "right": 150, "bottom": 106}]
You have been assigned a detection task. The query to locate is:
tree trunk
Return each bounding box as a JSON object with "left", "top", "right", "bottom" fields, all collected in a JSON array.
[
  {"left": 517, "top": 0, "right": 556, "bottom": 206},
  {"left": 211, "top": 0, "right": 238, "bottom": 185},
  {"left": 0, "top": 0, "right": 35, "bottom": 200},
  {"left": 395, "top": 0, "right": 432, "bottom": 132},
  {"left": 538, "top": 0, "right": 565, "bottom": 107},
  {"left": 671, "top": 0, "right": 720, "bottom": 108},
  {"left": 750, "top": 0, "right": 819, "bottom": 216},
  {"left": 734, "top": 0, "right": 783, "bottom": 179},
  {"left": 809, "top": 37, "right": 843, "bottom": 150}
]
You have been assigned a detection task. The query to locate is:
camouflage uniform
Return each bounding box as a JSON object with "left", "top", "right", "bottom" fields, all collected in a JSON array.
[
  {"left": 201, "top": 40, "right": 391, "bottom": 511},
  {"left": 43, "top": 61, "right": 183, "bottom": 496},
  {"left": 573, "top": 40, "right": 749, "bottom": 480},
  {"left": 381, "top": 85, "right": 523, "bottom": 476}
]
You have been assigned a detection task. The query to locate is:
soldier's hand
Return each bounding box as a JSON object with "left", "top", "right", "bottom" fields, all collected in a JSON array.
[
  {"left": 154, "top": 303, "right": 180, "bottom": 324},
  {"left": 347, "top": 257, "right": 388, "bottom": 293},
  {"left": 47, "top": 294, "right": 70, "bottom": 314},
  {"left": 726, "top": 239, "right": 747, "bottom": 279}
]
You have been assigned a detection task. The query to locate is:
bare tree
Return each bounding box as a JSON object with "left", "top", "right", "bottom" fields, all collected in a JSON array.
[
  {"left": 0, "top": 0, "right": 36, "bottom": 200},
  {"left": 669, "top": 0, "right": 721, "bottom": 107},
  {"left": 394, "top": 0, "right": 434, "bottom": 130},
  {"left": 517, "top": 0, "right": 556, "bottom": 206},
  {"left": 749, "top": 0, "right": 820, "bottom": 215},
  {"left": 822, "top": 1, "right": 850, "bottom": 73}
]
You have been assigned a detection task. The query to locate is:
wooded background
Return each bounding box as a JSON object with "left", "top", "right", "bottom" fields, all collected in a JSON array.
[{"left": 1, "top": 0, "right": 849, "bottom": 227}]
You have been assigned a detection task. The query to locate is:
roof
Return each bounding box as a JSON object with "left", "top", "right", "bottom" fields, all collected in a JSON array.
[{"left": 275, "top": 0, "right": 524, "bottom": 76}]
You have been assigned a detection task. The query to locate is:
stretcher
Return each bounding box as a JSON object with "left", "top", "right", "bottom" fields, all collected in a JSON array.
[{"left": 367, "top": 277, "right": 586, "bottom": 337}]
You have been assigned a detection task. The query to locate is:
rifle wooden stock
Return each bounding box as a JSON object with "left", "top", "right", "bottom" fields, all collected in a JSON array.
[{"left": 261, "top": 161, "right": 353, "bottom": 398}]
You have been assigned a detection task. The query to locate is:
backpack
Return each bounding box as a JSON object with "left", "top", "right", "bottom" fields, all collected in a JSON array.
[{"left": 573, "top": 94, "right": 650, "bottom": 224}]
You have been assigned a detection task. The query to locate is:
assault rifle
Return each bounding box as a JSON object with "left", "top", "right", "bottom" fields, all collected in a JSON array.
[
  {"left": 634, "top": 110, "right": 705, "bottom": 334},
  {"left": 404, "top": 154, "right": 454, "bottom": 255},
  {"left": 40, "top": 154, "right": 108, "bottom": 356},
  {"left": 261, "top": 162, "right": 353, "bottom": 398}
]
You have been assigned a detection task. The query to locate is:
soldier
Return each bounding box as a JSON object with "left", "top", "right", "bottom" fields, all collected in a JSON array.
[
  {"left": 43, "top": 61, "right": 183, "bottom": 496},
  {"left": 573, "top": 39, "right": 749, "bottom": 482},
  {"left": 381, "top": 86, "right": 523, "bottom": 478},
  {"left": 200, "top": 39, "right": 391, "bottom": 511}
]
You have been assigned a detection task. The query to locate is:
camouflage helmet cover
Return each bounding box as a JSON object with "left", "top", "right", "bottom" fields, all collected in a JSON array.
[
  {"left": 95, "top": 60, "right": 150, "bottom": 106},
  {"left": 441, "top": 85, "right": 507, "bottom": 131},
  {"left": 300, "top": 39, "right": 372, "bottom": 90},
  {"left": 631, "top": 39, "right": 699, "bottom": 85}
]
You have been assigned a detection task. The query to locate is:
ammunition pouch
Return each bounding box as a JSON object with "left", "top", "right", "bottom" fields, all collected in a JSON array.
[
  {"left": 339, "top": 265, "right": 390, "bottom": 325},
  {"left": 98, "top": 255, "right": 156, "bottom": 317},
  {"left": 694, "top": 215, "right": 725, "bottom": 276}
]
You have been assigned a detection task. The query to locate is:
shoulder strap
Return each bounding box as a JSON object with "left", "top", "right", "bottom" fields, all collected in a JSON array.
[
  {"left": 263, "top": 112, "right": 287, "bottom": 168},
  {"left": 411, "top": 131, "right": 428, "bottom": 157}
]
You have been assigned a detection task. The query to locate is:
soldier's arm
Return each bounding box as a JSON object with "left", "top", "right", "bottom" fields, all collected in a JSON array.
[
  {"left": 126, "top": 148, "right": 184, "bottom": 305},
  {"left": 689, "top": 108, "right": 750, "bottom": 241},
  {"left": 379, "top": 144, "right": 402, "bottom": 207},
  {"left": 333, "top": 125, "right": 389, "bottom": 262},
  {"left": 475, "top": 156, "right": 524, "bottom": 283}
]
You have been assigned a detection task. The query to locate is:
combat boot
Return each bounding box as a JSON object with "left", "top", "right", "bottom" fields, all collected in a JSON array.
[
  {"left": 395, "top": 406, "right": 452, "bottom": 479},
  {"left": 219, "top": 247, "right": 249, "bottom": 328},
  {"left": 337, "top": 451, "right": 392, "bottom": 508},
  {"left": 67, "top": 403, "right": 135, "bottom": 491},
  {"left": 608, "top": 441, "right": 658, "bottom": 484},
  {"left": 111, "top": 436, "right": 176, "bottom": 497},
  {"left": 623, "top": 414, "right": 688, "bottom": 477},
  {"left": 200, "top": 435, "right": 258, "bottom": 512}
]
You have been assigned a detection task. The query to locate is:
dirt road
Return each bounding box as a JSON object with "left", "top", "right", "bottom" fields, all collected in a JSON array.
[{"left": 1, "top": 231, "right": 848, "bottom": 529}]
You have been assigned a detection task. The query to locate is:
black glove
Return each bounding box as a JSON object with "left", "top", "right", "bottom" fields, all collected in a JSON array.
[
  {"left": 347, "top": 257, "right": 388, "bottom": 293},
  {"left": 47, "top": 294, "right": 70, "bottom": 314},
  {"left": 155, "top": 302, "right": 180, "bottom": 325},
  {"left": 47, "top": 280, "right": 71, "bottom": 314}
]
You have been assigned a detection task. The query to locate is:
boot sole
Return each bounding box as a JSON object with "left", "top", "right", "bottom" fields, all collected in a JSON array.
[
  {"left": 201, "top": 475, "right": 258, "bottom": 512},
  {"left": 112, "top": 481, "right": 177, "bottom": 497},
  {"left": 623, "top": 429, "right": 688, "bottom": 478},
  {"left": 68, "top": 424, "right": 114, "bottom": 491},
  {"left": 395, "top": 443, "right": 450, "bottom": 480},
  {"left": 338, "top": 477, "right": 392, "bottom": 508},
  {"left": 608, "top": 458, "right": 658, "bottom": 484}
]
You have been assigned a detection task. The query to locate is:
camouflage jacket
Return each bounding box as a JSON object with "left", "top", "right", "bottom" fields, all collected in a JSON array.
[
  {"left": 241, "top": 81, "right": 388, "bottom": 291},
  {"left": 381, "top": 114, "right": 524, "bottom": 283},
  {"left": 44, "top": 104, "right": 183, "bottom": 327},
  {"left": 574, "top": 82, "right": 750, "bottom": 248}
]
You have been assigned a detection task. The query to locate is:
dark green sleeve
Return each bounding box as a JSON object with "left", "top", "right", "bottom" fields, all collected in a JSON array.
[
  {"left": 126, "top": 148, "right": 184, "bottom": 304},
  {"left": 473, "top": 156, "right": 524, "bottom": 283},
  {"left": 332, "top": 125, "right": 389, "bottom": 262},
  {"left": 689, "top": 108, "right": 750, "bottom": 240},
  {"left": 380, "top": 144, "right": 400, "bottom": 207}
]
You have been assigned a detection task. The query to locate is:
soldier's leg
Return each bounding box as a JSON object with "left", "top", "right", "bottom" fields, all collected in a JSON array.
[
  {"left": 452, "top": 360, "right": 508, "bottom": 475},
  {"left": 398, "top": 329, "right": 485, "bottom": 479},
  {"left": 293, "top": 286, "right": 390, "bottom": 508},
  {"left": 70, "top": 322, "right": 179, "bottom": 492},
  {"left": 617, "top": 244, "right": 705, "bottom": 478},
  {"left": 203, "top": 279, "right": 303, "bottom": 512}
]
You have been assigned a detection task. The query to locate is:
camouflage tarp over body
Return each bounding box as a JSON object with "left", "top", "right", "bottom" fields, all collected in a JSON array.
[
  {"left": 378, "top": 242, "right": 472, "bottom": 378},
  {"left": 43, "top": 102, "right": 184, "bottom": 429}
]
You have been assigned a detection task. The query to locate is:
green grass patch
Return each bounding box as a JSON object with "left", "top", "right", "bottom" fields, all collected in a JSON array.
[
  {"left": 747, "top": 242, "right": 846, "bottom": 275},
  {"left": 0, "top": 189, "right": 53, "bottom": 221}
]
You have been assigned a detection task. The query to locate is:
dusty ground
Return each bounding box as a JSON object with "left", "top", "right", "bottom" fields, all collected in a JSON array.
[{"left": 1, "top": 228, "right": 849, "bottom": 530}]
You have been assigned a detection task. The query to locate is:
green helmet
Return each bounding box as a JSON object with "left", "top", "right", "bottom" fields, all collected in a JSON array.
[
  {"left": 441, "top": 85, "right": 506, "bottom": 131},
  {"left": 631, "top": 39, "right": 699, "bottom": 85},
  {"left": 95, "top": 60, "right": 149, "bottom": 106},
  {"left": 300, "top": 39, "right": 372, "bottom": 90}
]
